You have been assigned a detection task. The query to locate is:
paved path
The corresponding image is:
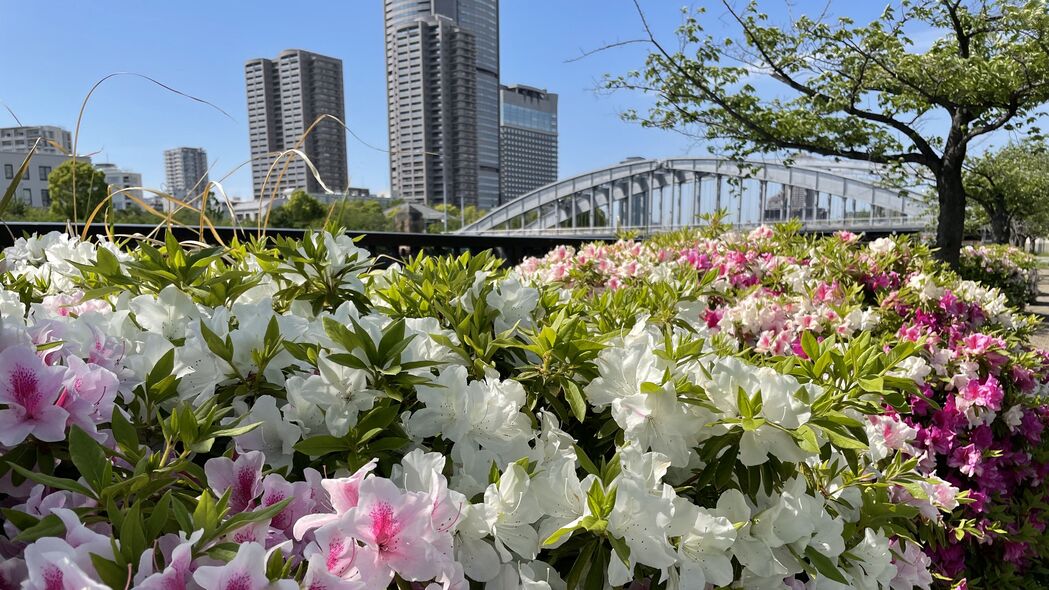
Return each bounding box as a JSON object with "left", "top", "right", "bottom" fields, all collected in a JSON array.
[{"left": 1027, "top": 267, "right": 1049, "bottom": 349}]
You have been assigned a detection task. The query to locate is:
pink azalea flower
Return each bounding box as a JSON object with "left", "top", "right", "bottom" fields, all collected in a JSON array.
[
  {"left": 193, "top": 542, "right": 297, "bottom": 590},
  {"left": 260, "top": 473, "right": 314, "bottom": 535},
  {"left": 345, "top": 477, "right": 445, "bottom": 586},
  {"left": 57, "top": 356, "right": 119, "bottom": 440},
  {"left": 0, "top": 344, "right": 69, "bottom": 446},
  {"left": 135, "top": 530, "right": 202, "bottom": 590},
  {"left": 301, "top": 517, "right": 384, "bottom": 587},
  {"left": 0, "top": 558, "right": 27, "bottom": 590},
  {"left": 21, "top": 537, "right": 108, "bottom": 590},
  {"left": 204, "top": 451, "right": 265, "bottom": 513},
  {"left": 293, "top": 459, "right": 377, "bottom": 540},
  {"left": 301, "top": 553, "right": 371, "bottom": 590}
]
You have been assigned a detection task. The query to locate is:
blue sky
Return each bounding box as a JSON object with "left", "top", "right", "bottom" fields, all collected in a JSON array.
[{"left": 0, "top": 1, "right": 908, "bottom": 199}]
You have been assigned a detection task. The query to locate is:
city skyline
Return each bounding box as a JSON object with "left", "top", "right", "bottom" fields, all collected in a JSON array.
[{"left": 0, "top": 1, "right": 904, "bottom": 201}]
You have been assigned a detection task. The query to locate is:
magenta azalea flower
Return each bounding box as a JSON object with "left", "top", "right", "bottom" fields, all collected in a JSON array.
[{"left": 0, "top": 345, "right": 69, "bottom": 446}]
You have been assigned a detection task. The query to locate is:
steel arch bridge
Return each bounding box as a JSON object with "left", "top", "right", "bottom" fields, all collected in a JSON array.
[{"left": 458, "top": 157, "right": 929, "bottom": 236}]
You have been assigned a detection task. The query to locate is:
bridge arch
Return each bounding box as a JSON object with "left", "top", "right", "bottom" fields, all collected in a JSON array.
[{"left": 458, "top": 157, "right": 929, "bottom": 235}]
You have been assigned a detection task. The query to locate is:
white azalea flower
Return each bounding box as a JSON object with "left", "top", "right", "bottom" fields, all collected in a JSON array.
[
  {"left": 408, "top": 365, "right": 533, "bottom": 464},
  {"left": 129, "top": 284, "right": 201, "bottom": 340},
  {"left": 586, "top": 324, "right": 709, "bottom": 466},
  {"left": 487, "top": 274, "right": 540, "bottom": 333},
  {"left": 606, "top": 476, "right": 677, "bottom": 586},
  {"left": 488, "top": 560, "right": 566, "bottom": 590},
  {"left": 284, "top": 352, "right": 376, "bottom": 437},
  {"left": 483, "top": 463, "right": 542, "bottom": 562},
  {"left": 668, "top": 499, "right": 737, "bottom": 589},
  {"left": 231, "top": 395, "right": 302, "bottom": 468}
]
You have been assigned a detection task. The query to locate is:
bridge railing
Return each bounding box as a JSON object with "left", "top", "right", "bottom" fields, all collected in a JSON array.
[{"left": 462, "top": 216, "right": 928, "bottom": 237}]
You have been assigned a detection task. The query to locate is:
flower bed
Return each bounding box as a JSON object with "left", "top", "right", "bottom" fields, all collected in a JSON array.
[
  {"left": 957, "top": 244, "right": 1039, "bottom": 309},
  {"left": 0, "top": 228, "right": 1046, "bottom": 589}
]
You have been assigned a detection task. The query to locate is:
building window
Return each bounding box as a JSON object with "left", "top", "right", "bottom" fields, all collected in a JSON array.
[
  {"left": 41, "top": 189, "right": 50, "bottom": 207},
  {"left": 22, "top": 188, "right": 31, "bottom": 201},
  {"left": 39, "top": 165, "right": 51, "bottom": 181},
  {"left": 3, "top": 164, "right": 12, "bottom": 179}
]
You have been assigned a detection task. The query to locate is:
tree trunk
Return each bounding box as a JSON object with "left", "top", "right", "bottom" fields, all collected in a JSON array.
[
  {"left": 989, "top": 209, "right": 1011, "bottom": 244},
  {"left": 934, "top": 162, "right": 966, "bottom": 268}
]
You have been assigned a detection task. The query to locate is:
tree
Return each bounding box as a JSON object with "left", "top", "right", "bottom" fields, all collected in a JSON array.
[
  {"left": 48, "top": 160, "right": 109, "bottom": 221},
  {"left": 331, "top": 200, "right": 391, "bottom": 232},
  {"left": 426, "top": 204, "right": 486, "bottom": 232},
  {"left": 607, "top": 0, "right": 1049, "bottom": 266},
  {"left": 964, "top": 141, "right": 1049, "bottom": 244},
  {"left": 270, "top": 190, "right": 326, "bottom": 228}
]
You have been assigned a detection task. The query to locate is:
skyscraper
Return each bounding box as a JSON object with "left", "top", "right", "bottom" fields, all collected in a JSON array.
[
  {"left": 245, "top": 49, "right": 348, "bottom": 199},
  {"left": 163, "top": 147, "right": 209, "bottom": 202},
  {"left": 499, "top": 84, "right": 558, "bottom": 202},
  {"left": 384, "top": 0, "right": 500, "bottom": 209}
]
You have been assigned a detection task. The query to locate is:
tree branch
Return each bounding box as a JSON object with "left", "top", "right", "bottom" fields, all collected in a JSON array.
[{"left": 720, "top": 0, "right": 941, "bottom": 164}]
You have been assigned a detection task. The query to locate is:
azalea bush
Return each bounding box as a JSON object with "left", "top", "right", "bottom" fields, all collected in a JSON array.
[
  {"left": 957, "top": 244, "right": 1039, "bottom": 309},
  {"left": 0, "top": 227, "right": 1045, "bottom": 589},
  {"left": 521, "top": 227, "right": 1049, "bottom": 589}
]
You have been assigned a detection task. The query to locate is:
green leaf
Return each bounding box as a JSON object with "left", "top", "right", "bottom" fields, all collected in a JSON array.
[
  {"left": 736, "top": 386, "right": 753, "bottom": 419},
  {"left": 294, "top": 435, "right": 352, "bottom": 457},
  {"left": 543, "top": 523, "right": 581, "bottom": 546},
  {"left": 147, "top": 491, "right": 173, "bottom": 539},
  {"left": 566, "top": 541, "right": 596, "bottom": 590},
  {"left": 792, "top": 424, "right": 821, "bottom": 454},
  {"left": 119, "top": 502, "right": 148, "bottom": 563},
  {"left": 805, "top": 546, "right": 849, "bottom": 584},
  {"left": 90, "top": 553, "right": 130, "bottom": 590},
  {"left": 110, "top": 410, "right": 139, "bottom": 454},
  {"left": 640, "top": 381, "right": 664, "bottom": 395},
  {"left": 1, "top": 508, "right": 40, "bottom": 531},
  {"left": 366, "top": 437, "right": 410, "bottom": 452},
  {"left": 858, "top": 376, "right": 885, "bottom": 393},
  {"left": 800, "top": 330, "right": 820, "bottom": 360},
  {"left": 68, "top": 426, "right": 109, "bottom": 492},
  {"left": 816, "top": 424, "right": 868, "bottom": 451},
  {"left": 574, "top": 444, "right": 600, "bottom": 476},
  {"left": 208, "top": 421, "right": 263, "bottom": 440},
  {"left": 217, "top": 498, "right": 293, "bottom": 538},
  {"left": 14, "top": 514, "right": 64, "bottom": 542},
  {"left": 198, "top": 321, "right": 232, "bottom": 363},
  {"left": 564, "top": 380, "right": 587, "bottom": 422},
  {"left": 608, "top": 534, "right": 631, "bottom": 566},
  {"left": 7, "top": 463, "right": 95, "bottom": 499},
  {"left": 147, "top": 348, "right": 176, "bottom": 387}
]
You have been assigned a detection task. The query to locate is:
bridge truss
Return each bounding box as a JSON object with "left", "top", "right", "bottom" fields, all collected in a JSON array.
[{"left": 459, "top": 158, "right": 929, "bottom": 236}]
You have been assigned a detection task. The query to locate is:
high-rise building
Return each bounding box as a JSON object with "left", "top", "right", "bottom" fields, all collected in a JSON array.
[
  {"left": 245, "top": 49, "right": 348, "bottom": 199},
  {"left": 499, "top": 84, "right": 558, "bottom": 202},
  {"left": 384, "top": 0, "right": 500, "bottom": 209},
  {"left": 96, "top": 163, "right": 143, "bottom": 211},
  {"left": 164, "top": 147, "right": 209, "bottom": 203},
  {"left": 0, "top": 126, "right": 72, "bottom": 155}
]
